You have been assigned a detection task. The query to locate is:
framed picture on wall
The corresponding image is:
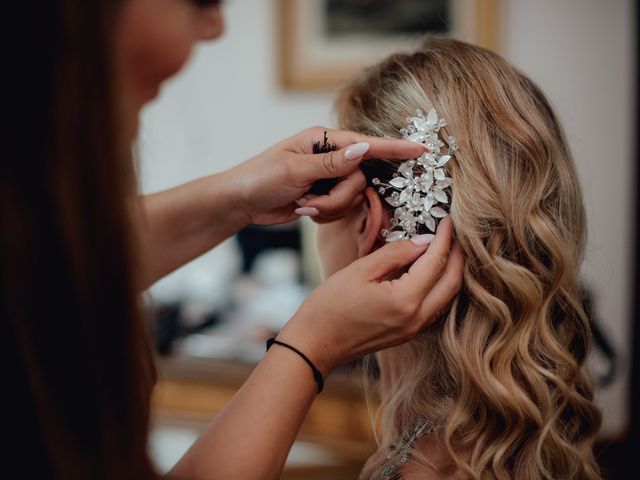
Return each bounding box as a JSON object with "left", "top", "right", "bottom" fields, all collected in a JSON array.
[{"left": 278, "top": 0, "right": 502, "bottom": 91}]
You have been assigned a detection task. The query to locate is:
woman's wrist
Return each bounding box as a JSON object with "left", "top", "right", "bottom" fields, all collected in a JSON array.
[
  {"left": 277, "top": 315, "right": 340, "bottom": 379},
  {"left": 265, "top": 340, "right": 326, "bottom": 394},
  {"left": 266, "top": 338, "right": 325, "bottom": 393},
  {"left": 213, "top": 168, "right": 253, "bottom": 230}
]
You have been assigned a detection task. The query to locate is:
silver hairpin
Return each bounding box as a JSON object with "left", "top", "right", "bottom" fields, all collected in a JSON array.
[{"left": 373, "top": 108, "right": 457, "bottom": 242}]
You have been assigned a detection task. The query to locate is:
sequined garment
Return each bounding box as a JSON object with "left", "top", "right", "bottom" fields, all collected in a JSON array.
[{"left": 368, "top": 418, "right": 442, "bottom": 480}]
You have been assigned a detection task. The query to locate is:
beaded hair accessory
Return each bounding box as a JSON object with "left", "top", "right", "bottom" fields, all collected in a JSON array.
[{"left": 373, "top": 108, "right": 457, "bottom": 242}]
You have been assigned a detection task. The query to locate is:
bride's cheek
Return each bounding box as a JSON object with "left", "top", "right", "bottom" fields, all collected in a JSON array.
[
  {"left": 316, "top": 224, "right": 351, "bottom": 276},
  {"left": 316, "top": 226, "right": 334, "bottom": 275}
]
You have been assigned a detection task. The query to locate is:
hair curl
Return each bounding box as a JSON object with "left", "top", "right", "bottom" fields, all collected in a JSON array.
[{"left": 336, "top": 37, "right": 602, "bottom": 479}]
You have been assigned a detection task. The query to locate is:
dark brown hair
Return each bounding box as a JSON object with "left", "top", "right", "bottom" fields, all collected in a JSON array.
[{"left": 2, "top": 2, "right": 156, "bottom": 478}]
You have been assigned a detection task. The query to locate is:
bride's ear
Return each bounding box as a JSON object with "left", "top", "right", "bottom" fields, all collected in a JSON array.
[{"left": 355, "top": 187, "right": 386, "bottom": 257}]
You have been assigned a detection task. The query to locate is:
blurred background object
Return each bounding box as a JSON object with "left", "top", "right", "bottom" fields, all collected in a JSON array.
[
  {"left": 279, "top": 0, "right": 500, "bottom": 90},
  {"left": 137, "top": 0, "right": 636, "bottom": 477}
]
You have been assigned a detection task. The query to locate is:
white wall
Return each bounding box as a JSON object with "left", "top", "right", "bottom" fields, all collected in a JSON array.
[
  {"left": 138, "top": 2, "right": 333, "bottom": 193},
  {"left": 139, "top": 0, "right": 636, "bottom": 436},
  {"left": 138, "top": 0, "right": 334, "bottom": 301}
]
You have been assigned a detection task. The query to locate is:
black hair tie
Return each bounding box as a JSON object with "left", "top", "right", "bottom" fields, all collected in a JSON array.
[{"left": 266, "top": 337, "right": 325, "bottom": 394}]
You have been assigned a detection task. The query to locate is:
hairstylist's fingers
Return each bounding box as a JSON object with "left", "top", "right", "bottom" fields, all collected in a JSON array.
[
  {"left": 293, "top": 127, "right": 427, "bottom": 160},
  {"left": 328, "top": 130, "right": 428, "bottom": 160},
  {"left": 286, "top": 143, "right": 370, "bottom": 185},
  {"left": 416, "top": 241, "right": 464, "bottom": 326},
  {"left": 302, "top": 170, "right": 366, "bottom": 218},
  {"left": 398, "top": 216, "right": 455, "bottom": 297},
  {"left": 353, "top": 237, "right": 431, "bottom": 281}
]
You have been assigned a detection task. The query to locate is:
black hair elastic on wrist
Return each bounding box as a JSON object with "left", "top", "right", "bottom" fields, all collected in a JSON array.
[{"left": 266, "top": 338, "right": 324, "bottom": 394}]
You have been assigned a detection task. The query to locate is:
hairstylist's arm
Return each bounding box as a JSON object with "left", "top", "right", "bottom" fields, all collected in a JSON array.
[
  {"left": 168, "top": 217, "right": 463, "bottom": 480},
  {"left": 134, "top": 127, "right": 425, "bottom": 289}
]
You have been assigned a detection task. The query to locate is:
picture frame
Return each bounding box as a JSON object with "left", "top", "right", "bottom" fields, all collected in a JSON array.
[{"left": 278, "top": 0, "right": 502, "bottom": 91}]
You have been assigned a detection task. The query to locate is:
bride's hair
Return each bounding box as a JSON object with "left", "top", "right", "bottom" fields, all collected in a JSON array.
[{"left": 335, "top": 37, "right": 602, "bottom": 479}]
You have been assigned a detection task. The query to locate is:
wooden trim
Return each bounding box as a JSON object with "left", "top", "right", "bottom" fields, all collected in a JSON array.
[
  {"left": 152, "top": 355, "right": 376, "bottom": 453},
  {"left": 476, "top": 0, "right": 502, "bottom": 52},
  {"left": 153, "top": 376, "right": 375, "bottom": 445},
  {"left": 278, "top": 0, "right": 358, "bottom": 91},
  {"left": 278, "top": 0, "right": 503, "bottom": 91}
]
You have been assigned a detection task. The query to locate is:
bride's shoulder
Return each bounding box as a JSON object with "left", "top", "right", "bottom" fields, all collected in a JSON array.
[
  {"left": 359, "top": 449, "right": 388, "bottom": 480},
  {"left": 400, "top": 459, "right": 460, "bottom": 480},
  {"left": 359, "top": 438, "right": 466, "bottom": 480},
  {"left": 400, "top": 436, "right": 467, "bottom": 480}
]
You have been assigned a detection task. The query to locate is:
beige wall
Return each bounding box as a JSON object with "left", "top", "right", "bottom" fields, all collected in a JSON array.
[
  {"left": 139, "top": 0, "right": 636, "bottom": 436},
  {"left": 500, "top": 0, "right": 635, "bottom": 437}
]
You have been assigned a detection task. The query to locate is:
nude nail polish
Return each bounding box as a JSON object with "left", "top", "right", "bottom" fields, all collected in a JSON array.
[
  {"left": 295, "top": 207, "right": 320, "bottom": 217},
  {"left": 410, "top": 234, "right": 435, "bottom": 246},
  {"left": 344, "top": 142, "right": 370, "bottom": 160}
]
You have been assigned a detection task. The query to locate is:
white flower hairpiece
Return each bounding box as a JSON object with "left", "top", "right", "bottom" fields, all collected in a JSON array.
[{"left": 373, "top": 108, "right": 457, "bottom": 242}]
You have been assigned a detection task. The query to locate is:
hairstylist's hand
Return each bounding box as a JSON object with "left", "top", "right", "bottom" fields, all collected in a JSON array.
[
  {"left": 227, "top": 127, "right": 426, "bottom": 225},
  {"left": 278, "top": 216, "right": 464, "bottom": 376}
]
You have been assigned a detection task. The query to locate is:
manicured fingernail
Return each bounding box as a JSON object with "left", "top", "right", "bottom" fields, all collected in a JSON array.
[
  {"left": 296, "top": 197, "right": 308, "bottom": 207},
  {"left": 295, "top": 207, "right": 320, "bottom": 217},
  {"left": 410, "top": 234, "right": 435, "bottom": 246},
  {"left": 344, "top": 142, "right": 370, "bottom": 160},
  {"left": 436, "top": 215, "right": 451, "bottom": 232},
  {"left": 403, "top": 139, "right": 429, "bottom": 150}
]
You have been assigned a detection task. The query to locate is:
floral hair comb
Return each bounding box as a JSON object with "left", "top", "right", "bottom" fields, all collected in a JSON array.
[{"left": 373, "top": 108, "right": 457, "bottom": 242}]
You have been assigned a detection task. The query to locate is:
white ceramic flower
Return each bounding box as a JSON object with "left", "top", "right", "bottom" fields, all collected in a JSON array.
[{"left": 374, "top": 108, "right": 456, "bottom": 241}]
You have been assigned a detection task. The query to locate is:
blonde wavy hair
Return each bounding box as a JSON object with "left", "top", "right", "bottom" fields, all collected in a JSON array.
[{"left": 335, "top": 38, "right": 602, "bottom": 479}]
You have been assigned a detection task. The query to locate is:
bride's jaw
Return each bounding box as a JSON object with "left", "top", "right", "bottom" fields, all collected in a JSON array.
[{"left": 316, "top": 216, "right": 360, "bottom": 278}]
